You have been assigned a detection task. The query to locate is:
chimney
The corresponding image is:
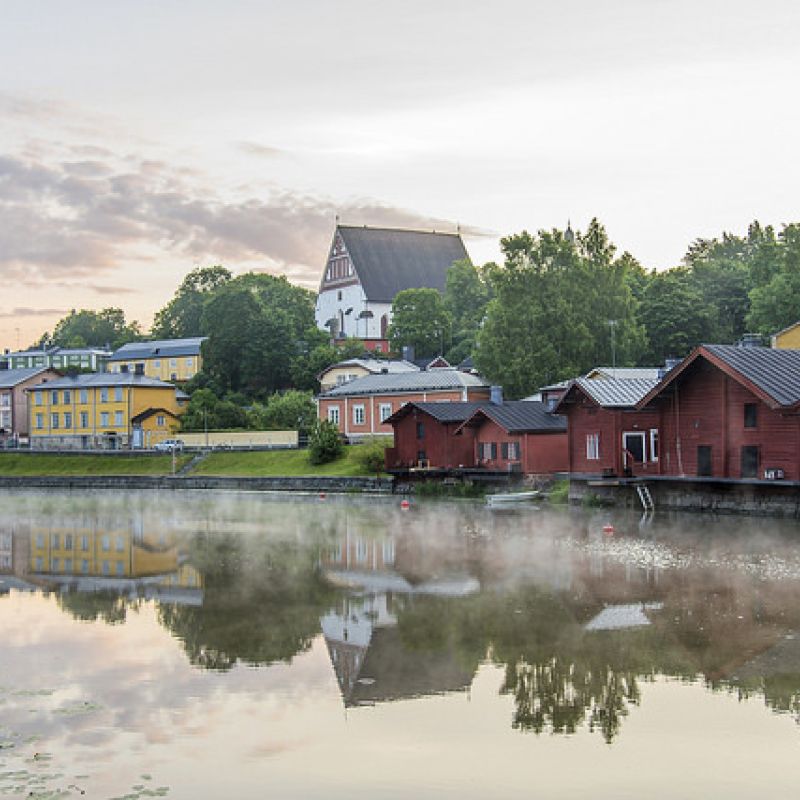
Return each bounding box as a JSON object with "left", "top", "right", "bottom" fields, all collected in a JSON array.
[
  {"left": 490, "top": 386, "right": 503, "bottom": 405},
  {"left": 737, "top": 333, "right": 763, "bottom": 348},
  {"left": 402, "top": 345, "right": 415, "bottom": 363}
]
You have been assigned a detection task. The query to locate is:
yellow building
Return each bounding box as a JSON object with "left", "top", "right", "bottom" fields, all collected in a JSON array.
[
  {"left": 771, "top": 322, "right": 800, "bottom": 349},
  {"left": 107, "top": 337, "right": 206, "bottom": 382},
  {"left": 28, "top": 373, "right": 187, "bottom": 449}
]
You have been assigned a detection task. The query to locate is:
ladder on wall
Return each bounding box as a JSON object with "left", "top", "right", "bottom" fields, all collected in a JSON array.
[{"left": 634, "top": 483, "right": 655, "bottom": 512}]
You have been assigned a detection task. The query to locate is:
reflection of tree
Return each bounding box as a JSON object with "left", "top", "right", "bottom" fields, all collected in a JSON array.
[
  {"left": 57, "top": 591, "right": 132, "bottom": 625},
  {"left": 157, "top": 532, "right": 336, "bottom": 671}
]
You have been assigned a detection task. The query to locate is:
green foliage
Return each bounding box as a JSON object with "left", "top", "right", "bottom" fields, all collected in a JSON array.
[
  {"left": 443, "top": 259, "right": 491, "bottom": 363},
  {"left": 151, "top": 265, "right": 232, "bottom": 338},
  {"left": 289, "top": 336, "right": 366, "bottom": 391},
  {"left": 389, "top": 288, "right": 452, "bottom": 358},
  {"left": 38, "top": 307, "right": 141, "bottom": 349},
  {"left": 247, "top": 390, "right": 317, "bottom": 433},
  {"left": 413, "top": 480, "right": 485, "bottom": 498},
  {"left": 547, "top": 480, "right": 570, "bottom": 504},
  {"left": 308, "top": 419, "right": 344, "bottom": 465},
  {"left": 180, "top": 388, "right": 247, "bottom": 431},
  {"left": 354, "top": 437, "right": 391, "bottom": 476}
]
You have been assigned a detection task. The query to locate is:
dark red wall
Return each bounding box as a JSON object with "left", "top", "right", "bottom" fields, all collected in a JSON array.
[
  {"left": 474, "top": 418, "right": 567, "bottom": 474},
  {"left": 387, "top": 410, "right": 476, "bottom": 469}
]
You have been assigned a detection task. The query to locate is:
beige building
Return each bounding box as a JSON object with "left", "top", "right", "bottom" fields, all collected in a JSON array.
[
  {"left": 107, "top": 338, "right": 206, "bottom": 382},
  {"left": 0, "top": 368, "right": 61, "bottom": 442}
]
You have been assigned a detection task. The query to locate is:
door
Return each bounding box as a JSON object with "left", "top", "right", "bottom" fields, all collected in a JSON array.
[
  {"left": 741, "top": 446, "right": 759, "bottom": 478},
  {"left": 697, "top": 445, "right": 712, "bottom": 477},
  {"left": 623, "top": 432, "right": 646, "bottom": 466}
]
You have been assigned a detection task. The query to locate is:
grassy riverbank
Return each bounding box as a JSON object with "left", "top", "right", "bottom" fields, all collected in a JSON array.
[
  {"left": 0, "top": 453, "right": 192, "bottom": 476},
  {"left": 194, "top": 447, "right": 378, "bottom": 477}
]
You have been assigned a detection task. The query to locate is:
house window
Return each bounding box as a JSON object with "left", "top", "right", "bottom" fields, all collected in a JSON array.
[
  {"left": 353, "top": 405, "right": 366, "bottom": 425},
  {"left": 51, "top": 533, "right": 60, "bottom": 548},
  {"left": 81, "top": 536, "right": 89, "bottom": 551},
  {"left": 64, "top": 558, "right": 73, "bottom": 573},
  {"left": 114, "top": 387, "right": 123, "bottom": 402},
  {"left": 79, "top": 389, "right": 88, "bottom": 403},
  {"left": 114, "top": 411, "right": 124, "bottom": 427},
  {"left": 170, "top": 359, "right": 177, "bottom": 367},
  {"left": 81, "top": 560, "right": 89, "bottom": 574},
  {"left": 116, "top": 536, "right": 125, "bottom": 552},
  {"left": 586, "top": 433, "right": 600, "bottom": 460},
  {"left": 63, "top": 390, "right": 71, "bottom": 404},
  {"left": 116, "top": 561, "right": 125, "bottom": 576},
  {"left": 416, "top": 421, "right": 425, "bottom": 439},
  {"left": 100, "top": 412, "right": 110, "bottom": 427},
  {"left": 382, "top": 539, "right": 395, "bottom": 565},
  {"left": 502, "top": 441, "right": 520, "bottom": 460},
  {"left": 51, "top": 413, "right": 59, "bottom": 429},
  {"left": 650, "top": 429, "right": 659, "bottom": 462},
  {"left": 327, "top": 406, "right": 340, "bottom": 424},
  {"left": 356, "top": 538, "right": 368, "bottom": 563},
  {"left": 51, "top": 390, "right": 59, "bottom": 405},
  {"left": 35, "top": 391, "right": 43, "bottom": 406},
  {"left": 154, "top": 359, "right": 161, "bottom": 368},
  {"left": 481, "top": 442, "right": 498, "bottom": 461},
  {"left": 744, "top": 403, "right": 758, "bottom": 429},
  {"left": 186, "top": 358, "right": 193, "bottom": 367},
  {"left": 100, "top": 388, "right": 109, "bottom": 402},
  {"left": 741, "top": 446, "right": 759, "bottom": 478},
  {"left": 35, "top": 414, "right": 43, "bottom": 429},
  {"left": 101, "top": 536, "right": 110, "bottom": 551},
  {"left": 64, "top": 413, "right": 72, "bottom": 429},
  {"left": 102, "top": 560, "right": 110, "bottom": 575},
  {"left": 51, "top": 558, "right": 60, "bottom": 572},
  {"left": 80, "top": 412, "right": 89, "bottom": 428},
  {"left": 379, "top": 403, "right": 393, "bottom": 422},
  {"left": 157, "top": 415, "right": 165, "bottom": 427}
]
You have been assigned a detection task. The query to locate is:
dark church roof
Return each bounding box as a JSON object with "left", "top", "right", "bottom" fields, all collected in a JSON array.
[{"left": 338, "top": 225, "right": 469, "bottom": 304}]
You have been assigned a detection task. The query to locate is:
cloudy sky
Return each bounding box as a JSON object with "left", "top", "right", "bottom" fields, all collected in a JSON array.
[{"left": 2, "top": 0, "right": 799, "bottom": 348}]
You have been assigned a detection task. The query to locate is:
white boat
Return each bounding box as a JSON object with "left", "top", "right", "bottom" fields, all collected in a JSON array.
[{"left": 486, "top": 490, "right": 541, "bottom": 508}]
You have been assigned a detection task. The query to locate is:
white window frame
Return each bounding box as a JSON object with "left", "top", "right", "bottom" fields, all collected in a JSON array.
[
  {"left": 649, "top": 428, "right": 659, "bottom": 462},
  {"left": 327, "top": 405, "right": 340, "bottom": 425},
  {"left": 586, "top": 433, "right": 600, "bottom": 460},
  {"left": 623, "top": 431, "right": 646, "bottom": 465},
  {"left": 379, "top": 403, "right": 393, "bottom": 423},
  {"left": 100, "top": 411, "right": 110, "bottom": 427},
  {"left": 353, "top": 404, "right": 365, "bottom": 426},
  {"left": 114, "top": 410, "right": 124, "bottom": 427},
  {"left": 80, "top": 411, "right": 89, "bottom": 428}
]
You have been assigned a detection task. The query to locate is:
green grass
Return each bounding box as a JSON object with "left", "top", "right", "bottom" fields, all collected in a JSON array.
[
  {"left": 193, "top": 446, "right": 380, "bottom": 477},
  {"left": 0, "top": 453, "right": 191, "bottom": 476}
]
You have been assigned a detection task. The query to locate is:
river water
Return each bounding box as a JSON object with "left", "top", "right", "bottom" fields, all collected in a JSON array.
[{"left": 2, "top": 489, "right": 800, "bottom": 799}]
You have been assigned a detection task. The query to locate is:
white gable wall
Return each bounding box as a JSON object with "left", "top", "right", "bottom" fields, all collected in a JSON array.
[{"left": 315, "top": 284, "right": 392, "bottom": 340}]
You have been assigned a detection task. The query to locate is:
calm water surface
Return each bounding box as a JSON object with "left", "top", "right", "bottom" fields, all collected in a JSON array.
[{"left": 2, "top": 490, "right": 800, "bottom": 798}]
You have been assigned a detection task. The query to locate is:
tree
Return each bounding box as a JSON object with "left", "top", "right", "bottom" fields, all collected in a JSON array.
[
  {"left": 747, "top": 224, "right": 800, "bottom": 335},
  {"left": 308, "top": 419, "right": 343, "bottom": 464},
  {"left": 41, "top": 307, "right": 141, "bottom": 349},
  {"left": 248, "top": 391, "right": 317, "bottom": 433},
  {"left": 443, "top": 259, "right": 491, "bottom": 364},
  {"left": 388, "top": 288, "right": 452, "bottom": 359},
  {"left": 152, "top": 266, "right": 232, "bottom": 339},
  {"left": 180, "top": 388, "right": 247, "bottom": 431}
]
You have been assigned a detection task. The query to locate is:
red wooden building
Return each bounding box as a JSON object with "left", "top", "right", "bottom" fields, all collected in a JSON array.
[
  {"left": 457, "top": 401, "right": 568, "bottom": 475},
  {"left": 384, "top": 402, "right": 485, "bottom": 469}
]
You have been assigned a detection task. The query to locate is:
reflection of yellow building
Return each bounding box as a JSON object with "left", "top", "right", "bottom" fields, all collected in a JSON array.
[
  {"left": 28, "top": 373, "right": 186, "bottom": 449},
  {"left": 107, "top": 338, "right": 206, "bottom": 382},
  {"left": 28, "top": 527, "right": 200, "bottom": 584}
]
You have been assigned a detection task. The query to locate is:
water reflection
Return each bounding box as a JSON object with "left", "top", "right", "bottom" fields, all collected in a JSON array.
[{"left": 2, "top": 491, "right": 800, "bottom": 748}]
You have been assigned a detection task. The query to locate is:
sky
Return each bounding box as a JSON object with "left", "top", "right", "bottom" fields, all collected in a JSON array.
[{"left": 2, "top": 0, "right": 799, "bottom": 348}]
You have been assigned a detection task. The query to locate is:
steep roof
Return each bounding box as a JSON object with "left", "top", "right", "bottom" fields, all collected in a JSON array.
[
  {"left": 585, "top": 367, "right": 662, "bottom": 381},
  {"left": 319, "top": 368, "right": 488, "bottom": 398},
  {"left": 460, "top": 400, "right": 567, "bottom": 434},
  {"left": 337, "top": 225, "right": 469, "bottom": 304},
  {"left": 561, "top": 377, "right": 661, "bottom": 410},
  {"left": 319, "top": 358, "right": 418, "bottom": 379},
  {"left": 130, "top": 407, "right": 180, "bottom": 424},
  {"left": 638, "top": 344, "right": 800, "bottom": 410},
  {"left": 108, "top": 337, "right": 206, "bottom": 361},
  {"left": 0, "top": 367, "right": 53, "bottom": 389},
  {"left": 385, "top": 401, "right": 488, "bottom": 425}
]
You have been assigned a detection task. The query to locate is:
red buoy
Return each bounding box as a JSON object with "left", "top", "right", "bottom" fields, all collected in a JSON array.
[
  {"left": 602, "top": 523, "right": 614, "bottom": 535},
  {"left": 319, "top": 492, "right": 326, "bottom": 501},
  {"left": 400, "top": 499, "right": 410, "bottom": 511}
]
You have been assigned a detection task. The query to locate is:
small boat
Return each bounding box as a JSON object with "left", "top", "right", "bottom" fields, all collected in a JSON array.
[{"left": 486, "top": 490, "right": 541, "bottom": 508}]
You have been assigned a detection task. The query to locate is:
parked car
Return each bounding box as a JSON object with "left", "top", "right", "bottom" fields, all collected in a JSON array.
[{"left": 153, "top": 438, "right": 184, "bottom": 452}]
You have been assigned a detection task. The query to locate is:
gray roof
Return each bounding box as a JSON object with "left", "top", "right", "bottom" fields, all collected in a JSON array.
[
  {"left": 465, "top": 400, "right": 567, "bottom": 433},
  {"left": 108, "top": 337, "right": 207, "bottom": 361},
  {"left": 320, "top": 368, "right": 488, "bottom": 398},
  {"left": 585, "top": 367, "right": 662, "bottom": 380},
  {"left": 703, "top": 344, "right": 800, "bottom": 407},
  {"left": 327, "top": 358, "right": 418, "bottom": 375},
  {"left": 4, "top": 346, "right": 109, "bottom": 358},
  {"left": 338, "top": 225, "right": 469, "bottom": 304},
  {"left": 28, "top": 373, "right": 178, "bottom": 390},
  {"left": 0, "top": 367, "right": 52, "bottom": 389},
  {"left": 575, "top": 377, "right": 660, "bottom": 408},
  {"left": 388, "top": 401, "right": 489, "bottom": 424}
]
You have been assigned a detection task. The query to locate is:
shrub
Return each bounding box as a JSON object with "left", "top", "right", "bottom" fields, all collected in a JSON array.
[
  {"left": 547, "top": 480, "right": 570, "bottom": 504},
  {"left": 355, "top": 437, "right": 391, "bottom": 476},
  {"left": 308, "top": 420, "right": 344, "bottom": 465}
]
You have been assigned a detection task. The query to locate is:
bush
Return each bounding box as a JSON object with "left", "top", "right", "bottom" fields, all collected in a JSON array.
[
  {"left": 248, "top": 390, "right": 316, "bottom": 432},
  {"left": 547, "top": 480, "right": 570, "bottom": 504},
  {"left": 355, "top": 437, "right": 391, "bottom": 476},
  {"left": 308, "top": 420, "right": 344, "bottom": 465}
]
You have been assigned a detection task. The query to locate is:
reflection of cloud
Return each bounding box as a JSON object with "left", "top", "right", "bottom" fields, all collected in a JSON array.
[{"left": 0, "top": 150, "right": 483, "bottom": 288}]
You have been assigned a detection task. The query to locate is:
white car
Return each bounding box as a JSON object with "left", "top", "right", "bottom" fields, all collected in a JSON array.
[{"left": 154, "top": 439, "right": 184, "bottom": 452}]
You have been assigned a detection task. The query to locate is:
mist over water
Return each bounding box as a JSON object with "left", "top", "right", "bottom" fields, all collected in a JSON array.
[{"left": 2, "top": 490, "right": 800, "bottom": 799}]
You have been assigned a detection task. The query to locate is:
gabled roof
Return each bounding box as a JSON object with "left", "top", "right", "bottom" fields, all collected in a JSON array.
[
  {"left": 557, "top": 377, "right": 660, "bottom": 411},
  {"left": 28, "top": 373, "right": 178, "bottom": 390},
  {"left": 319, "top": 368, "right": 488, "bottom": 398},
  {"left": 459, "top": 400, "right": 566, "bottom": 434},
  {"left": 638, "top": 344, "right": 800, "bottom": 410},
  {"left": 385, "top": 401, "right": 488, "bottom": 425},
  {"left": 337, "top": 225, "right": 469, "bottom": 304},
  {"left": 130, "top": 407, "right": 180, "bottom": 425},
  {"left": 585, "top": 367, "right": 662, "bottom": 381},
  {"left": 108, "top": 337, "right": 207, "bottom": 361},
  {"left": 318, "top": 358, "right": 418, "bottom": 380},
  {"left": 0, "top": 367, "right": 54, "bottom": 389}
]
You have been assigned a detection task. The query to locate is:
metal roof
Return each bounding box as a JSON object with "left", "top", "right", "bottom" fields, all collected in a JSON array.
[
  {"left": 703, "top": 344, "right": 800, "bottom": 407},
  {"left": 387, "top": 401, "right": 489, "bottom": 424},
  {"left": 0, "top": 367, "right": 52, "bottom": 389},
  {"left": 575, "top": 377, "right": 661, "bottom": 408},
  {"left": 585, "top": 367, "right": 662, "bottom": 380},
  {"left": 337, "top": 225, "right": 469, "bottom": 304},
  {"left": 325, "top": 358, "right": 418, "bottom": 375},
  {"left": 29, "top": 373, "right": 178, "bottom": 390},
  {"left": 464, "top": 400, "right": 567, "bottom": 433},
  {"left": 320, "top": 368, "right": 488, "bottom": 398},
  {"left": 108, "top": 337, "right": 207, "bottom": 361}
]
